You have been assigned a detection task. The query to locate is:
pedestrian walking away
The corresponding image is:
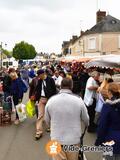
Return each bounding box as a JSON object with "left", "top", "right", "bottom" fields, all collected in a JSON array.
[{"left": 45, "top": 78, "right": 89, "bottom": 160}]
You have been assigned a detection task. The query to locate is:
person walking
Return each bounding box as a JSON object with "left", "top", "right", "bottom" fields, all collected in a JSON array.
[
  {"left": 29, "top": 70, "right": 42, "bottom": 118},
  {"left": 20, "top": 66, "right": 29, "bottom": 84},
  {"left": 3, "top": 68, "right": 15, "bottom": 101},
  {"left": 10, "top": 72, "right": 25, "bottom": 124},
  {"left": 95, "top": 82, "right": 120, "bottom": 160},
  {"left": 29, "top": 70, "right": 41, "bottom": 100},
  {"left": 55, "top": 70, "right": 66, "bottom": 89},
  {"left": 34, "top": 69, "right": 56, "bottom": 140},
  {"left": 45, "top": 78, "right": 89, "bottom": 160},
  {"left": 96, "top": 78, "right": 113, "bottom": 113},
  {"left": 29, "top": 66, "right": 36, "bottom": 79},
  {"left": 78, "top": 68, "right": 89, "bottom": 98},
  {"left": 52, "top": 70, "right": 59, "bottom": 84},
  {"left": 84, "top": 71, "right": 100, "bottom": 133}
]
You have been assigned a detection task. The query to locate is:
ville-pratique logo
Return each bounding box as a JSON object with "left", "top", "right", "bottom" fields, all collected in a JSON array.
[{"left": 46, "top": 140, "right": 62, "bottom": 157}]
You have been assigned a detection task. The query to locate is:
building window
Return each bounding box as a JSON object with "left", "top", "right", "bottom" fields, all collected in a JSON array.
[
  {"left": 88, "top": 37, "right": 96, "bottom": 49},
  {"left": 69, "top": 48, "right": 71, "bottom": 54},
  {"left": 118, "top": 36, "right": 120, "bottom": 48},
  {"left": 63, "top": 48, "right": 69, "bottom": 55}
]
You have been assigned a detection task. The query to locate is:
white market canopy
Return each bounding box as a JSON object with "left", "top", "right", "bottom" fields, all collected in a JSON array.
[{"left": 85, "top": 54, "right": 120, "bottom": 68}]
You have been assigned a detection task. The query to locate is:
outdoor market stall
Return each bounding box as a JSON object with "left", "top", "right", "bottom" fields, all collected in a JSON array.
[
  {"left": 85, "top": 54, "right": 120, "bottom": 69},
  {"left": 84, "top": 54, "right": 120, "bottom": 83},
  {"left": 60, "top": 56, "right": 92, "bottom": 63}
]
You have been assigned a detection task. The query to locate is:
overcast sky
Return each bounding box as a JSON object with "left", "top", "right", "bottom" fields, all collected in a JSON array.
[{"left": 0, "top": 0, "right": 120, "bottom": 54}]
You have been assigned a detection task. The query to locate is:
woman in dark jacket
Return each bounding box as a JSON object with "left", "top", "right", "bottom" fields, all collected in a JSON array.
[
  {"left": 10, "top": 72, "right": 24, "bottom": 125},
  {"left": 95, "top": 82, "right": 120, "bottom": 160},
  {"left": 3, "top": 68, "right": 15, "bottom": 101}
]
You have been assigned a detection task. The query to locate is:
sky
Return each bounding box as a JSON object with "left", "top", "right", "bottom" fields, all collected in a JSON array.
[{"left": 0, "top": 0, "right": 120, "bottom": 54}]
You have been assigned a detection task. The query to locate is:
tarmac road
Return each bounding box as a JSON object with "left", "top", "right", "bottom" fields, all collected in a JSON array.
[{"left": 0, "top": 92, "right": 103, "bottom": 160}]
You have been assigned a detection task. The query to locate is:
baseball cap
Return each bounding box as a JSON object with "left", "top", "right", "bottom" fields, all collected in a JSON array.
[{"left": 37, "top": 69, "right": 45, "bottom": 75}]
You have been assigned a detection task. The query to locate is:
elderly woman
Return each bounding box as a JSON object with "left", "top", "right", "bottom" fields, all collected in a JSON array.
[
  {"left": 95, "top": 82, "right": 120, "bottom": 160},
  {"left": 10, "top": 72, "right": 24, "bottom": 124}
]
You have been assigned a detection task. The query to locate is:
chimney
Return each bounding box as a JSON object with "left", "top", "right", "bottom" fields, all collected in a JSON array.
[
  {"left": 72, "top": 35, "right": 78, "bottom": 40},
  {"left": 80, "top": 30, "right": 84, "bottom": 36},
  {"left": 96, "top": 10, "right": 106, "bottom": 23}
]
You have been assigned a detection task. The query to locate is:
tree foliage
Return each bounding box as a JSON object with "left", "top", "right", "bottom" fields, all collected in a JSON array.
[{"left": 13, "top": 41, "right": 37, "bottom": 60}]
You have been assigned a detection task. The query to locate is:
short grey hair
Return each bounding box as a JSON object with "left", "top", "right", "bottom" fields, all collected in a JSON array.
[
  {"left": 90, "top": 71, "right": 100, "bottom": 77},
  {"left": 61, "top": 78, "right": 73, "bottom": 90}
]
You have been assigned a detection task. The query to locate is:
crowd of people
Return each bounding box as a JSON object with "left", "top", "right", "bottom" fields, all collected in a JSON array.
[{"left": 0, "top": 62, "right": 120, "bottom": 160}]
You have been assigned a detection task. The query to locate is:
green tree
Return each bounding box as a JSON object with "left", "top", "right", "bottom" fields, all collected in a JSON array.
[{"left": 13, "top": 41, "right": 37, "bottom": 60}]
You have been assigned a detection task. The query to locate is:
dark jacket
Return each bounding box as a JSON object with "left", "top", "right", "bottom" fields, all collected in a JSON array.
[
  {"left": 79, "top": 72, "right": 89, "bottom": 90},
  {"left": 29, "top": 77, "right": 39, "bottom": 98},
  {"left": 10, "top": 78, "right": 24, "bottom": 105},
  {"left": 95, "top": 98, "right": 120, "bottom": 154},
  {"left": 3, "top": 74, "right": 12, "bottom": 93},
  {"left": 72, "top": 74, "right": 81, "bottom": 94},
  {"left": 29, "top": 69, "right": 36, "bottom": 78},
  {"left": 35, "top": 76, "right": 56, "bottom": 101},
  {"left": 20, "top": 69, "right": 29, "bottom": 81}
]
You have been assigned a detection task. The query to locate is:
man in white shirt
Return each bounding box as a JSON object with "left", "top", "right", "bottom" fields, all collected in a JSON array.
[
  {"left": 84, "top": 71, "right": 100, "bottom": 133},
  {"left": 52, "top": 70, "right": 59, "bottom": 84},
  {"left": 55, "top": 71, "right": 66, "bottom": 90}
]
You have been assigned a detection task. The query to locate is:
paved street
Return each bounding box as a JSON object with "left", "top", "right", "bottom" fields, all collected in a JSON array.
[{"left": 0, "top": 92, "right": 103, "bottom": 160}]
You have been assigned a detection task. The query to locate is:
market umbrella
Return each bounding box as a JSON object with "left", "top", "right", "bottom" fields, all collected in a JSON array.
[{"left": 85, "top": 55, "right": 120, "bottom": 68}]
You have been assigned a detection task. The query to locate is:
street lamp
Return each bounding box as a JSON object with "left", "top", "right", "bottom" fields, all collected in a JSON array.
[{"left": 0, "top": 42, "right": 7, "bottom": 70}]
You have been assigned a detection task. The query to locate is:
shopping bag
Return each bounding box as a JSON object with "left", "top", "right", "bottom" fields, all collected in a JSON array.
[
  {"left": 16, "top": 103, "right": 27, "bottom": 122},
  {"left": 10, "top": 96, "right": 16, "bottom": 113},
  {"left": 26, "top": 100, "right": 35, "bottom": 118}
]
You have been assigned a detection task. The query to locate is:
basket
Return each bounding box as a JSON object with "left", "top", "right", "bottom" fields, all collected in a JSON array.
[
  {"left": 0, "top": 110, "right": 12, "bottom": 126},
  {"left": 3, "top": 101, "right": 12, "bottom": 111}
]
